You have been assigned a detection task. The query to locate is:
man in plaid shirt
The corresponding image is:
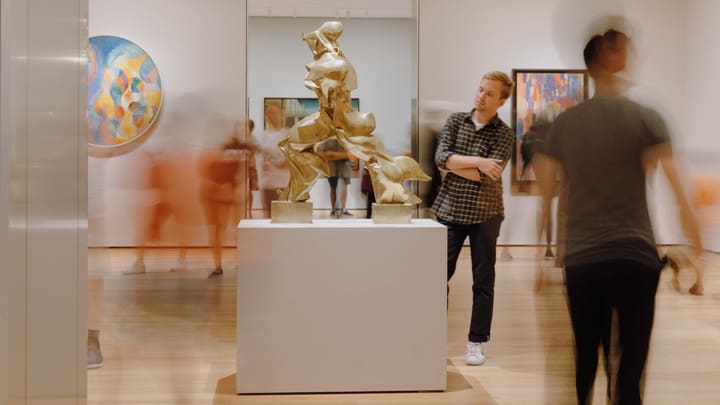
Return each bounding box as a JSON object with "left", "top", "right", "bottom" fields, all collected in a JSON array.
[{"left": 432, "top": 71, "right": 515, "bottom": 366}]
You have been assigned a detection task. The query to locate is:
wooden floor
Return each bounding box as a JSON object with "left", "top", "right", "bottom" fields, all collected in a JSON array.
[{"left": 87, "top": 246, "right": 720, "bottom": 404}]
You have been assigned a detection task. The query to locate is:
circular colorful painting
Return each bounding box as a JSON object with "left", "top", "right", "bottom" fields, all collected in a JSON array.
[{"left": 88, "top": 36, "right": 162, "bottom": 154}]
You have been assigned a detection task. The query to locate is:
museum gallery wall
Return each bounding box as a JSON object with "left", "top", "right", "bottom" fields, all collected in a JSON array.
[
  {"left": 87, "top": 0, "right": 720, "bottom": 248},
  {"left": 419, "top": 0, "right": 720, "bottom": 247},
  {"left": 88, "top": 0, "right": 247, "bottom": 247},
  {"left": 88, "top": 7, "right": 414, "bottom": 246}
]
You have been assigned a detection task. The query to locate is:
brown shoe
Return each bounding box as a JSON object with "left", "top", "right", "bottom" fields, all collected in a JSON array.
[{"left": 689, "top": 283, "right": 704, "bottom": 296}]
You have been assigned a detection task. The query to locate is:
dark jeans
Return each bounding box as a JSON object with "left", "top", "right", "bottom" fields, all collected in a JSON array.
[
  {"left": 440, "top": 217, "right": 502, "bottom": 343},
  {"left": 565, "top": 260, "right": 661, "bottom": 405}
]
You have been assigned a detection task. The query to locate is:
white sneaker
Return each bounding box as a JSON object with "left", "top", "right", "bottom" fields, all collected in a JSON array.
[
  {"left": 465, "top": 342, "right": 486, "bottom": 365},
  {"left": 123, "top": 261, "right": 146, "bottom": 275}
]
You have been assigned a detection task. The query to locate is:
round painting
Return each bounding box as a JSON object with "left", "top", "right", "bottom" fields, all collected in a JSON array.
[{"left": 88, "top": 36, "right": 162, "bottom": 155}]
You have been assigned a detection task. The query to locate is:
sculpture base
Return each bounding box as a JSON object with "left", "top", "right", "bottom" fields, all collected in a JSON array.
[
  {"left": 271, "top": 201, "right": 313, "bottom": 224},
  {"left": 236, "top": 219, "right": 447, "bottom": 393},
  {"left": 371, "top": 203, "right": 414, "bottom": 224}
]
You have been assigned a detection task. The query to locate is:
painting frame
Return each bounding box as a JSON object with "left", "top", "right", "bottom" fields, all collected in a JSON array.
[
  {"left": 510, "top": 69, "right": 589, "bottom": 195},
  {"left": 263, "top": 97, "right": 361, "bottom": 170}
]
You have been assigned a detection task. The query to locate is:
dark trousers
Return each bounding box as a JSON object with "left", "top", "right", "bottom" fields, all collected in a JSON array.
[
  {"left": 365, "top": 190, "right": 375, "bottom": 219},
  {"left": 441, "top": 217, "right": 502, "bottom": 343},
  {"left": 565, "top": 260, "right": 661, "bottom": 405}
]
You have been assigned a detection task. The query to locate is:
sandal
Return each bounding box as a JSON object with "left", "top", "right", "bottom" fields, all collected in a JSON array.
[
  {"left": 689, "top": 283, "right": 704, "bottom": 296},
  {"left": 208, "top": 269, "right": 224, "bottom": 278}
]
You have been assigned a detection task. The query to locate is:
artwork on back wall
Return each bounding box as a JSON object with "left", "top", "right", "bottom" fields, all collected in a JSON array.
[
  {"left": 263, "top": 97, "right": 361, "bottom": 170},
  {"left": 510, "top": 69, "right": 588, "bottom": 194},
  {"left": 87, "top": 35, "right": 163, "bottom": 156}
]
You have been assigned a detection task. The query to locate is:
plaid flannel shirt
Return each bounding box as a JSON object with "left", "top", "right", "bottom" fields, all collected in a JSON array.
[{"left": 431, "top": 111, "right": 514, "bottom": 224}]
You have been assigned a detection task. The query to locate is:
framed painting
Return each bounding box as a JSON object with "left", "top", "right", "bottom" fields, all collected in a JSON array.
[
  {"left": 510, "top": 69, "right": 588, "bottom": 194},
  {"left": 87, "top": 36, "right": 163, "bottom": 157},
  {"left": 263, "top": 97, "right": 361, "bottom": 170}
]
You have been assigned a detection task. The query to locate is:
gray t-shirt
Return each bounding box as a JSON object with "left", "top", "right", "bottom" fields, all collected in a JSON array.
[
  {"left": 316, "top": 138, "right": 352, "bottom": 179},
  {"left": 545, "top": 96, "right": 669, "bottom": 269}
]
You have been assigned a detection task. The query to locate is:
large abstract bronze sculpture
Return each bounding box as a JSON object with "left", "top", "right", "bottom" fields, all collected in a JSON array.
[{"left": 274, "top": 21, "right": 429, "bottom": 222}]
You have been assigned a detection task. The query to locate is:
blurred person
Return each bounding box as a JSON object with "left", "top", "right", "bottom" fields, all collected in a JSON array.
[
  {"left": 665, "top": 246, "right": 704, "bottom": 295},
  {"left": 317, "top": 138, "right": 353, "bottom": 218},
  {"left": 419, "top": 101, "right": 460, "bottom": 212},
  {"left": 665, "top": 173, "right": 718, "bottom": 295},
  {"left": 124, "top": 150, "right": 192, "bottom": 274},
  {"left": 520, "top": 115, "right": 557, "bottom": 261},
  {"left": 539, "top": 28, "right": 702, "bottom": 405},
  {"left": 432, "top": 71, "right": 515, "bottom": 366},
  {"left": 360, "top": 164, "right": 375, "bottom": 218},
  {"left": 199, "top": 133, "right": 250, "bottom": 278},
  {"left": 260, "top": 102, "right": 290, "bottom": 218},
  {"left": 233, "top": 119, "right": 259, "bottom": 221}
]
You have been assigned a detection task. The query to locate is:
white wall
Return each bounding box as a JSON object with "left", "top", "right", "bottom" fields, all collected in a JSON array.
[
  {"left": 1, "top": 0, "right": 88, "bottom": 401},
  {"left": 90, "top": 0, "right": 713, "bottom": 247},
  {"left": 247, "top": 17, "right": 415, "bottom": 210},
  {"left": 88, "top": 0, "right": 247, "bottom": 246},
  {"left": 685, "top": 0, "right": 720, "bottom": 251},
  {"left": 419, "top": 0, "right": 691, "bottom": 245},
  {"left": 686, "top": 0, "right": 720, "bottom": 154},
  {"left": 0, "top": 2, "right": 8, "bottom": 399}
]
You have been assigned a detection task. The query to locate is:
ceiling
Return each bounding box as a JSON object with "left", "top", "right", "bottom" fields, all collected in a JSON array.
[{"left": 248, "top": 0, "right": 413, "bottom": 18}]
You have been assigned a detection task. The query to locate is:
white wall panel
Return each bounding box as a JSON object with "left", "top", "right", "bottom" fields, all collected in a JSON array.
[
  {"left": 685, "top": 0, "right": 720, "bottom": 251},
  {"left": 0, "top": 0, "right": 8, "bottom": 393},
  {"left": 1, "top": 0, "right": 30, "bottom": 399},
  {"left": 1, "top": 0, "right": 87, "bottom": 401}
]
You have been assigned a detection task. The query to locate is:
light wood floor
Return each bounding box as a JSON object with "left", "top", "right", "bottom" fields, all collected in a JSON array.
[{"left": 87, "top": 247, "right": 720, "bottom": 404}]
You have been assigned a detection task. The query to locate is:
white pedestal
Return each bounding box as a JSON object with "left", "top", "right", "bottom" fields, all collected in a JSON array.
[{"left": 236, "top": 219, "right": 447, "bottom": 394}]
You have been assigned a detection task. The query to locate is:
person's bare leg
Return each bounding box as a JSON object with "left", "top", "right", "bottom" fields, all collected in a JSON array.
[
  {"left": 341, "top": 182, "right": 348, "bottom": 211},
  {"left": 202, "top": 202, "right": 222, "bottom": 276},
  {"left": 339, "top": 181, "right": 352, "bottom": 217},
  {"left": 668, "top": 255, "right": 682, "bottom": 292},
  {"left": 124, "top": 210, "right": 150, "bottom": 275},
  {"left": 535, "top": 198, "right": 544, "bottom": 255},
  {"left": 329, "top": 182, "right": 338, "bottom": 217},
  {"left": 172, "top": 220, "right": 189, "bottom": 271},
  {"left": 689, "top": 254, "right": 705, "bottom": 296},
  {"left": 544, "top": 212, "right": 554, "bottom": 259},
  {"left": 87, "top": 277, "right": 104, "bottom": 368},
  {"left": 534, "top": 197, "right": 549, "bottom": 291},
  {"left": 262, "top": 189, "right": 274, "bottom": 219},
  {"left": 208, "top": 202, "right": 231, "bottom": 277}
]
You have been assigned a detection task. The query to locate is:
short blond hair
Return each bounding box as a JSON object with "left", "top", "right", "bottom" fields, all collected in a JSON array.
[{"left": 482, "top": 71, "right": 514, "bottom": 99}]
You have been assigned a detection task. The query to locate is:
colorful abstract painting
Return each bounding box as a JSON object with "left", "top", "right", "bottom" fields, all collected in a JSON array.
[
  {"left": 510, "top": 69, "right": 588, "bottom": 193},
  {"left": 87, "top": 36, "right": 162, "bottom": 152}
]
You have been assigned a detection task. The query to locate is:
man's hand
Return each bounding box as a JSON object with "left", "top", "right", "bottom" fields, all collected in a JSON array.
[{"left": 477, "top": 157, "right": 504, "bottom": 181}]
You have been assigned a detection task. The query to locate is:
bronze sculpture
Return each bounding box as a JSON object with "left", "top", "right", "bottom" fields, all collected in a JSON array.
[{"left": 276, "top": 21, "right": 429, "bottom": 211}]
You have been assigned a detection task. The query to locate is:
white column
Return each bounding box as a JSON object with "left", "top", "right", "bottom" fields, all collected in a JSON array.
[
  {"left": 1, "top": 0, "right": 30, "bottom": 400},
  {"left": 1, "top": 0, "right": 88, "bottom": 402}
]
